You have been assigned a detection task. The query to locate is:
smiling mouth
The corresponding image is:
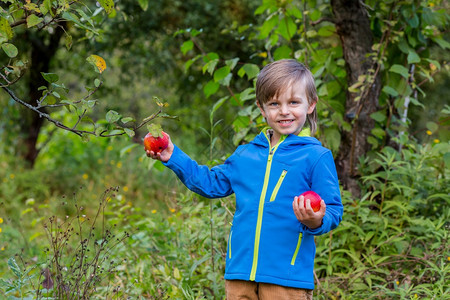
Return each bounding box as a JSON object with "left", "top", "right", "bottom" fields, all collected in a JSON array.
[{"left": 278, "top": 120, "right": 294, "bottom": 124}]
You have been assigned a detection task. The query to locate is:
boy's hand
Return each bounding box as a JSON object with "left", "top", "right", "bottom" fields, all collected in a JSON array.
[
  {"left": 146, "top": 135, "right": 174, "bottom": 163},
  {"left": 292, "top": 196, "right": 326, "bottom": 229}
]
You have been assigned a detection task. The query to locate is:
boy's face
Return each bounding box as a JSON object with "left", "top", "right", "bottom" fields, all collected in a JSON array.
[{"left": 257, "top": 80, "right": 316, "bottom": 145}]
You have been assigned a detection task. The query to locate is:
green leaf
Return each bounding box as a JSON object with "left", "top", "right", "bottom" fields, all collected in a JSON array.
[
  {"left": 158, "top": 113, "right": 179, "bottom": 120},
  {"left": 219, "top": 73, "right": 232, "bottom": 86},
  {"left": 406, "top": 13, "right": 419, "bottom": 28},
  {"left": 137, "top": 0, "right": 148, "bottom": 11},
  {"left": 309, "top": 9, "right": 321, "bottom": 22},
  {"left": 443, "top": 153, "right": 450, "bottom": 168},
  {"left": 94, "top": 78, "right": 101, "bottom": 87},
  {"left": 42, "top": 0, "right": 53, "bottom": 16},
  {"left": 81, "top": 133, "right": 90, "bottom": 142},
  {"left": 370, "top": 111, "right": 387, "bottom": 122},
  {"left": 389, "top": 64, "right": 409, "bottom": 78},
  {"left": 98, "top": 0, "right": 114, "bottom": 14},
  {"left": 240, "top": 87, "right": 255, "bottom": 102},
  {"left": 258, "top": 14, "right": 278, "bottom": 39},
  {"left": 324, "top": 127, "right": 341, "bottom": 152},
  {"left": 8, "top": 257, "right": 21, "bottom": 278},
  {"left": 27, "top": 14, "right": 43, "bottom": 28},
  {"left": 213, "top": 66, "right": 231, "bottom": 82},
  {"left": 203, "top": 52, "right": 219, "bottom": 62},
  {"left": 225, "top": 58, "right": 239, "bottom": 70},
  {"left": 181, "top": 40, "right": 193, "bottom": 55},
  {"left": 153, "top": 160, "right": 165, "bottom": 171},
  {"left": 382, "top": 85, "right": 399, "bottom": 97},
  {"left": 325, "top": 80, "right": 341, "bottom": 98},
  {"left": 425, "top": 58, "right": 440, "bottom": 70},
  {"left": 432, "top": 36, "right": 450, "bottom": 49},
  {"left": 84, "top": 100, "right": 96, "bottom": 108},
  {"left": 120, "top": 143, "right": 139, "bottom": 157},
  {"left": 41, "top": 72, "right": 59, "bottom": 83},
  {"left": 62, "top": 12, "right": 97, "bottom": 34},
  {"left": 65, "top": 33, "right": 73, "bottom": 50},
  {"left": 1, "top": 43, "right": 18, "bottom": 58},
  {"left": 52, "top": 91, "right": 60, "bottom": 99},
  {"left": 317, "top": 25, "right": 335, "bottom": 37},
  {"left": 277, "top": 16, "right": 296, "bottom": 40},
  {"left": 238, "top": 64, "right": 260, "bottom": 80},
  {"left": 203, "top": 81, "right": 220, "bottom": 98},
  {"left": 287, "top": 6, "right": 303, "bottom": 19},
  {"left": 426, "top": 121, "right": 438, "bottom": 133},
  {"left": 106, "top": 110, "right": 121, "bottom": 123},
  {"left": 211, "top": 96, "right": 228, "bottom": 118},
  {"left": 203, "top": 58, "right": 219, "bottom": 75},
  {"left": 124, "top": 128, "right": 135, "bottom": 137},
  {"left": 76, "top": 9, "right": 94, "bottom": 27},
  {"left": 121, "top": 117, "right": 134, "bottom": 124},
  {"left": 273, "top": 45, "right": 292, "bottom": 60},
  {"left": 408, "top": 97, "right": 424, "bottom": 108},
  {"left": 407, "top": 50, "right": 420, "bottom": 64},
  {"left": 42, "top": 95, "right": 56, "bottom": 106},
  {"left": 371, "top": 128, "right": 386, "bottom": 139}
]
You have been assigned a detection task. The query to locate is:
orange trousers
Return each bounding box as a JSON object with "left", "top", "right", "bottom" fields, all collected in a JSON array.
[{"left": 225, "top": 280, "right": 313, "bottom": 300}]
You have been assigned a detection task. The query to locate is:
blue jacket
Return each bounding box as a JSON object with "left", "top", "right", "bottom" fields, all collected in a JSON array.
[{"left": 163, "top": 130, "right": 343, "bottom": 289}]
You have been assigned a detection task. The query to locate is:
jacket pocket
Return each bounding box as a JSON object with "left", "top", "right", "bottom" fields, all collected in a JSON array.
[
  {"left": 269, "top": 170, "right": 287, "bottom": 202},
  {"left": 290, "top": 232, "right": 303, "bottom": 265}
]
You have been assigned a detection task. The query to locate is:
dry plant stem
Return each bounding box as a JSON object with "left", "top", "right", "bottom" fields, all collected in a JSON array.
[
  {"left": 313, "top": 270, "right": 321, "bottom": 288},
  {"left": 40, "top": 187, "right": 131, "bottom": 299}
]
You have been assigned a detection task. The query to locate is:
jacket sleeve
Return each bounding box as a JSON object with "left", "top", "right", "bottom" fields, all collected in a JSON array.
[
  {"left": 303, "top": 150, "right": 343, "bottom": 235},
  {"left": 162, "top": 144, "right": 234, "bottom": 198}
]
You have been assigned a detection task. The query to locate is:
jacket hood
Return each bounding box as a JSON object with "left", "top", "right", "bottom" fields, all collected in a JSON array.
[{"left": 251, "top": 129, "right": 322, "bottom": 148}]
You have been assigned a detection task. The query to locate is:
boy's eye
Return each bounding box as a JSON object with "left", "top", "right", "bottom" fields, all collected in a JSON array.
[{"left": 268, "top": 102, "right": 278, "bottom": 106}]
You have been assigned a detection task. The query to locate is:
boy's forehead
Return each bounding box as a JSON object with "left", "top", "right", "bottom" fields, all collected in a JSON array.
[{"left": 271, "top": 79, "right": 306, "bottom": 99}]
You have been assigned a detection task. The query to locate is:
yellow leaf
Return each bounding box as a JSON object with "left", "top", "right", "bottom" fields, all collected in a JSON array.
[
  {"left": 0, "top": 17, "right": 13, "bottom": 40},
  {"left": 98, "top": 0, "right": 114, "bottom": 14},
  {"left": 86, "top": 54, "right": 107, "bottom": 74}
]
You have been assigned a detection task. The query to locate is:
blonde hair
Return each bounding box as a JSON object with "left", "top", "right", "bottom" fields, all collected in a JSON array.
[{"left": 256, "top": 59, "right": 318, "bottom": 135}]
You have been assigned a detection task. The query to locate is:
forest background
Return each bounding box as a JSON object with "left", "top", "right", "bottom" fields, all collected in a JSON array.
[{"left": 0, "top": 0, "right": 449, "bottom": 299}]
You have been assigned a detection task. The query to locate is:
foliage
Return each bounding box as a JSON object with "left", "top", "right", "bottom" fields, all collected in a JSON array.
[
  {"left": 314, "top": 136, "right": 449, "bottom": 298},
  {"left": 175, "top": 0, "right": 449, "bottom": 158},
  {"left": 0, "top": 187, "right": 132, "bottom": 299},
  {"left": 0, "top": 0, "right": 175, "bottom": 152}
]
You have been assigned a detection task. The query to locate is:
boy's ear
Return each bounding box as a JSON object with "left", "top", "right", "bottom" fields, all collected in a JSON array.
[
  {"left": 307, "top": 101, "right": 317, "bottom": 114},
  {"left": 256, "top": 100, "right": 266, "bottom": 118}
]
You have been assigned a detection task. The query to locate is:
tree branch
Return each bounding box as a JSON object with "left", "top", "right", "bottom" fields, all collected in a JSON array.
[
  {"left": 1, "top": 86, "right": 84, "bottom": 136},
  {"left": 1, "top": 87, "right": 164, "bottom": 139}
]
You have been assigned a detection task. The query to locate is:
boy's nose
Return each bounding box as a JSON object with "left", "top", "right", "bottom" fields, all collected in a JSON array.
[{"left": 279, "top": 104, "right": 289, "bottom": 114}]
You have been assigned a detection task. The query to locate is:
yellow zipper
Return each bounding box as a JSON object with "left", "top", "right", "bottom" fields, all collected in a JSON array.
[
  {"left": 290, "top": 233, "right": 303, "bottom": 265},
  {"left": 228, "top": 231, "right": 232, "bottom": 259},
  {"left": 249, "top": 132, "right": 286, "bottom": 281},
  {"left": 269, "top": 170, "right": 287, "bottom": 202}
]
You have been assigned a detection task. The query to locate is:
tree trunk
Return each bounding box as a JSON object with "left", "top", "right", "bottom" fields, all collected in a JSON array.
[
  {"left": 331, "top": 0, "right": 381, "bottom": 197},
  {"left": 19, "top": 26, "right": 65, "bottom": 167}
]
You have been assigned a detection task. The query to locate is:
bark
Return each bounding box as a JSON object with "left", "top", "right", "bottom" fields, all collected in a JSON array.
[
  {"left": 331, "top": 0, "right": 382, "bottom": 197},
  {"left": 19, "top": 25, "right": 66, "bottom": 167}
]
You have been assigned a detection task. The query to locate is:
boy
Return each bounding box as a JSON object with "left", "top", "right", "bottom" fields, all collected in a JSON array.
[{"left": 147, "top": 59, "right": 343, "bottom": 299}]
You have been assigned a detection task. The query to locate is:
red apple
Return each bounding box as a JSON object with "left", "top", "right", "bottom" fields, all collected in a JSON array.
[
  {"left": 144, "top": 131, "right": 169, "bottom": 153},
  {"left": 299, "top": 191, "right": 322, "bottom": 212}
]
